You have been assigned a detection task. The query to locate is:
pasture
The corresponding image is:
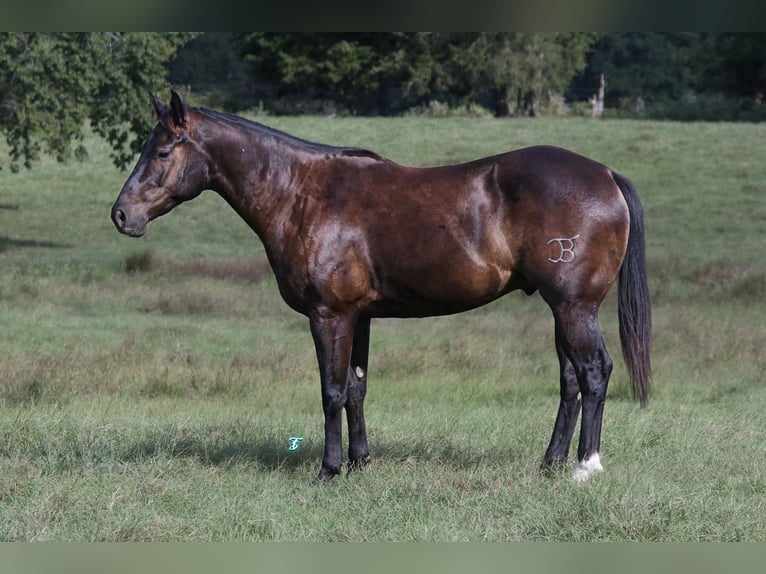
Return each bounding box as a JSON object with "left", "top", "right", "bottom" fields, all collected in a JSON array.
[{"left": 1, "top": 115, "right": 765, "bottom": 541}]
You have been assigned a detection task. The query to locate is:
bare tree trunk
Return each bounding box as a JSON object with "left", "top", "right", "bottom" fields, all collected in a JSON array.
[
  {"left": 523, "top": 89, "right": 539, "bottom": 117},
  {"left": 493, "top": 85, "right": 510, "bottom": 117},
  {"left": 515, "top": 87, "right": 539, "bottom": 117},
  {"left": 755, "top": 61, "right": 766, "bottom": 107},
  {"left": 591, "top": 73, "right": 605, "bottom": 118}
]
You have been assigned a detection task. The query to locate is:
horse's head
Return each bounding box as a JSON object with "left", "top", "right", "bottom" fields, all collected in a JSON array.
[{"left": 111, "top": 91, "right": 209, "bottom": 237}]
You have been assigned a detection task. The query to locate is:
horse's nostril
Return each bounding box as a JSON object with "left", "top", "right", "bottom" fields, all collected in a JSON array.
[{"left": 112, "top": 206, "right": 129, "bottom": 231}]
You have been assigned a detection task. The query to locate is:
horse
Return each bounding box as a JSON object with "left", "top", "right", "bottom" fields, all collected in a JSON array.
[{"left": 111, "top": 92, "right": 651, "bottom": 483}]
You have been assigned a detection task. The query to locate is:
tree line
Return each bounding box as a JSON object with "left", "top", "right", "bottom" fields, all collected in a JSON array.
[
  {"left": 172, "top": 33, "right": 766, "bottom": 120},
  {"left": 2, "top": 33, "right": 765, "bottom": 171}
]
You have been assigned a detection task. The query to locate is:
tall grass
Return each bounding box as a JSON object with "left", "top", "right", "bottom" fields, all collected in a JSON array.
[{"left": 1, "top": 117, "right": 765, "bottom": 540}]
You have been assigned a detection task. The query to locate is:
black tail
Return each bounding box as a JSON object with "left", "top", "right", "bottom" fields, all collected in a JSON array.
[{"left": 612, "top": 172, "right": 652, "bottom": 406}]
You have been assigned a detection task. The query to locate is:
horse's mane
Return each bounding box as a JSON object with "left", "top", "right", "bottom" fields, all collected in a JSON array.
[{"left": 197, "top": 107, "right": 383, "bottom": 160}]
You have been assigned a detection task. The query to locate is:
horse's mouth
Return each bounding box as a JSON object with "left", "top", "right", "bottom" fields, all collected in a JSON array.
[{"left": 117, "top": 225, "right": 147, "bottom": 238}]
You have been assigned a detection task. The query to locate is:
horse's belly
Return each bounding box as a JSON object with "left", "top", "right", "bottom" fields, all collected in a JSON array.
[{"left": 367, "top": 258, "right": 514, "bottom": 318}]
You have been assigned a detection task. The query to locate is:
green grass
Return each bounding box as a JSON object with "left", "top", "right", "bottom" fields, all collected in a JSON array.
[{"left": 1, "top": 116, "right": 765, "bottom": 540}]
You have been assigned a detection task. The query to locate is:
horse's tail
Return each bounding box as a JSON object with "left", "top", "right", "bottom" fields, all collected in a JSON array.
[{"left": 612, "top": 171, "right": 652, "bottom": 406}]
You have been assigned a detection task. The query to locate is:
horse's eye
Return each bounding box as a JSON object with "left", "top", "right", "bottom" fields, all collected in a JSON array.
[{"left": 158, "top": 150, "right": 170, "bottom": 159}]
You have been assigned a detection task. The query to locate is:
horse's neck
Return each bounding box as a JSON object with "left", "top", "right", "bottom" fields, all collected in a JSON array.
[{"left": 205, "top": 125, "right": 306, "bottom": 241}]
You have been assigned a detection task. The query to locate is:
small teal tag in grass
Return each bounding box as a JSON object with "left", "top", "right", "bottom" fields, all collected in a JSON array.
[{"left": 287, "top": 436, "right": 304, "bottom": 451}]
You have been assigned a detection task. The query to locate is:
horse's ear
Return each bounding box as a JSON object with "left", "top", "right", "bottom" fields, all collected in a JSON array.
[
  {"left": 150, "top": 92, "right": 169, "bottom": 119},
  {"left": 169, "top": 90, "right": 188, "bottom": 129}
]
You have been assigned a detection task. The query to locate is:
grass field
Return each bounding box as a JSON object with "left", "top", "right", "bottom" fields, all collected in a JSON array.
[{"left": 1, "top": 114, "right": 765, "bottom": 541}]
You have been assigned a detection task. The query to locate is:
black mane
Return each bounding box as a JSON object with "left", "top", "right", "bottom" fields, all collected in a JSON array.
[{"left": 197, "top": 107, "right": 382, "bottom": 160}]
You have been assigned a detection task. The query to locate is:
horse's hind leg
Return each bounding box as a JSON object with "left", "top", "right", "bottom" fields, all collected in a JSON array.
[
  {"left": 550, "top": 303, "right": 613, "bottom": 482},
  {"left": 346, "top": 316, "right": 371, "bottom": 472},
  {"left": 542, "top": 342, "right": 582, "bottom": 472}
]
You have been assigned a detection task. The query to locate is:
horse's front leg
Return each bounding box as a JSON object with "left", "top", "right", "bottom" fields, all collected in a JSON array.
[
  {"left": 310, "top": 308, "right": 356, "bottom": 482},
  {"left": 347, "top": 316, "right": 371, "bottom": 472}
]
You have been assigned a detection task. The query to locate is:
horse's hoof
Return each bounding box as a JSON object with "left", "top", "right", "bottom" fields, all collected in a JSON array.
[
  {"left": 313, "top": 466, "right": 340, "bottom": 484},
  {"left": 540, "top": 458, "right": 567, "bottom": 477},
  {"left": 347, "top": 455, "right": 371, "bottom": 475},
  {"left": 572, "top": 453, "right": 603, "bottom": 483}
]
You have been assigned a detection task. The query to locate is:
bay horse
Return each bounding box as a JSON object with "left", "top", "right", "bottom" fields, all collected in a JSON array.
[{"left": 111, "top": 92, "right": 651, "bottom": 483}]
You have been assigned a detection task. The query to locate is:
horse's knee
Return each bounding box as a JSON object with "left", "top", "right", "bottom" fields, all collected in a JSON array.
[{"left": 322, "top": 384, "right": 347, "bottom": 415}]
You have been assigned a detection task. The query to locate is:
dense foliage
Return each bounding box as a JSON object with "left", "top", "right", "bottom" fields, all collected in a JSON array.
[
  {"left": 173, "top": 32, "right": 766, "bottom": 122},
  {"left": 0, "top": 32, "right": 194, "bottom": 171},
  {"left": 199, "top": 33, "right": 596, "bottom": 116},
  {"left": 568, "top": 33, "right": 766, "bottom": 120}
]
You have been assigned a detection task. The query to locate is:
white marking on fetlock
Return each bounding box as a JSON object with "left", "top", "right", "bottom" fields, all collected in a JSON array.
[
  {"left": 572, "top": 453, "right": 603, "bottom": 483},
  {"left": 355, "top": 366, "right": 365, "bottom": 379}
]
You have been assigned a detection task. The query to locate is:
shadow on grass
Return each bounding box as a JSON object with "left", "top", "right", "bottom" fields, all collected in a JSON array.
[
  {"left": 0, "top": 235, "right": 72, "bottom": 253},
  {"left": 7, "top": 416, "right": 545, "bottom": 480},
  {"left": 123, "top": 431, "right": 322, "bottom": 473},
  {"left": 118, "top": 424, "right": 529, "bottom": 475},
  {"left": 371, "top": 437, "right": 529, "bottom": 471}
]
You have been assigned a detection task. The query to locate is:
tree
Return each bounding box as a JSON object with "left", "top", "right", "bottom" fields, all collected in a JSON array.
[
  {"left": 449, "top": 33, "right": 597, "bottom": 117},
  {"left": 243, "top": 33, "right": 418, "bottom": 114},
  {"left": 568, "top": 33, "right": 702, "bottom": 108},
  {"left": 167, "top": 32, "right": 253, "bottom": 111},
  {"left": 0, "top": 32, "right": 194, "bottom": 171},
  {"left": 568, "top": 33, "right": 766, "bottom": 120},
  {"left": 705, "top": 33, "right": 766, "bottom": 104},
  {"left": 242, "top": 33, "right": 595, "bottom": 117}
]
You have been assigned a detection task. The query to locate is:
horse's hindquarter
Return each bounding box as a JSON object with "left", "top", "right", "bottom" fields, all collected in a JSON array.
[{"left": 493, "top": 146, "right": 630, "bottom": 304}]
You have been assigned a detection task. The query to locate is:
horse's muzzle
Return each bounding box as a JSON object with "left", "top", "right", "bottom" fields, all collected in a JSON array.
[{"left": 111, "top": 204, "right": 147, "bottom": 237}]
